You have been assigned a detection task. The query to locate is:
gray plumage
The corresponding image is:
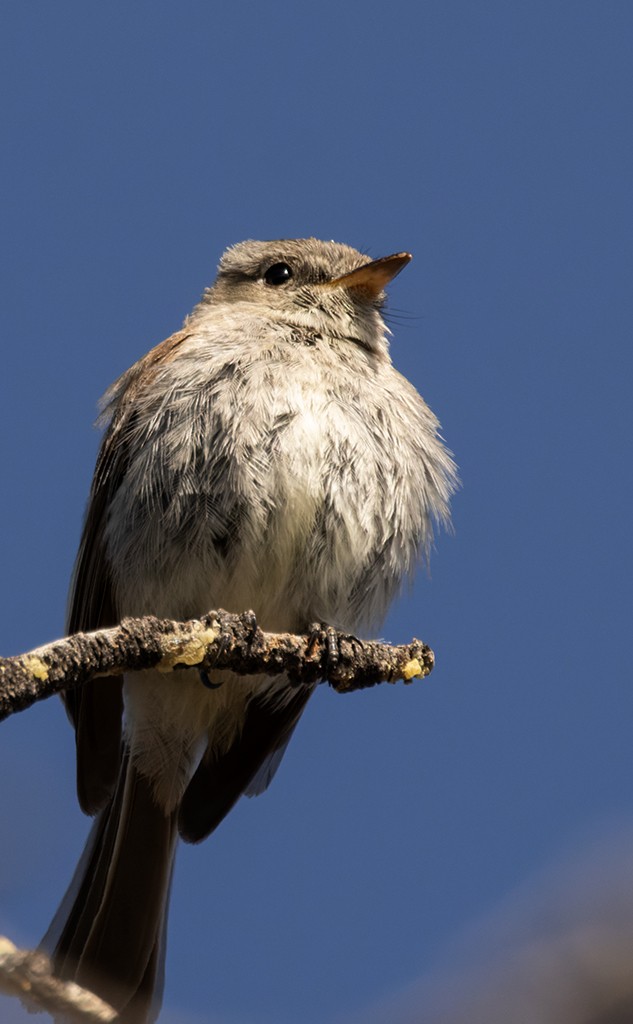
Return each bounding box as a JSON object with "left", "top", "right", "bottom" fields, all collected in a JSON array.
[{"left": 42, "top": 238, "right": 458, "bottom": 1022}]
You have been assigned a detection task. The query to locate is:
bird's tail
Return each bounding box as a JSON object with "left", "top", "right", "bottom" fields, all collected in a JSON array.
[{"left": 41, "top": 754, "right": 178, "bottom": 1024}]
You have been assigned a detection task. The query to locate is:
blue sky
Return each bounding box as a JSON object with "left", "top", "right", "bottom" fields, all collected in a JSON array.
[{"left": 1, "top": 3, "right": 632, "bottom": 1022}]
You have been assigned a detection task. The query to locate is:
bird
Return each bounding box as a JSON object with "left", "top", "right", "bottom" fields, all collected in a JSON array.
[{"left": 42, "top": 238, "right": 458, "bottom": 1022}]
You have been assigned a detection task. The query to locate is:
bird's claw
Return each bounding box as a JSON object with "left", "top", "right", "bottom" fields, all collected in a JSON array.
[{"left": 308, "top": 622, "right": 341, "bottom": 671}]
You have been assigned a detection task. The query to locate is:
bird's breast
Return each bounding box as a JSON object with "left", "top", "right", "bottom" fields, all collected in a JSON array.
[{"left": 107, "top": 340, "right": 413, "bottom": 633}]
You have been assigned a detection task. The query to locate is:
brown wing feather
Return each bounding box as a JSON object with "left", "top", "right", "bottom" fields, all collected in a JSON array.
[{"left": 65, "top": 331, "right": 192, "bottom": 815}]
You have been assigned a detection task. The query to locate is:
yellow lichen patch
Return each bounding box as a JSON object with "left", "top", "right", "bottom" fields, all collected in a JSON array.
[
  {"left": 22, "top": 656, "right": 49, "bottom": 681},
  {"left": 401, "top": 658, "right": 425, "bottom": 681},
  {"left": 157, "top": 626, "right": 219, "bottom": 672}
]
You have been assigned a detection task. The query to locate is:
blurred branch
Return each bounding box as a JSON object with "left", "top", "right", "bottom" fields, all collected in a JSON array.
[
  {"left": 0, "top": 609, "right": 434, "bottom": 721},
  {"left": 0, "top": 937, "right": 117, "bottom": 1022}
]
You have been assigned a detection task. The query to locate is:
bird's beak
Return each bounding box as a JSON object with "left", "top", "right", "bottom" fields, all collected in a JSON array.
[{"left": 323, "top": 252, "right": 412, "bottom": 298}]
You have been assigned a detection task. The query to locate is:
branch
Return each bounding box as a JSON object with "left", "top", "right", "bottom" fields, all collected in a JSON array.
[
  {"left": 0, "top": 937, "right": 117, "bottom": 1022},
  {"left": 0, "top": 610, "right": 434, "bottom": 721}
]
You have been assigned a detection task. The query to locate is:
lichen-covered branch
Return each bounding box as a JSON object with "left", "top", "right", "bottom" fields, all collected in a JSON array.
[
  {"left": 0, "top": 609, "right": 434, "bottom": 721},
  {"left": 0, "top": 937, "right": 117, "bottom": 1022}
]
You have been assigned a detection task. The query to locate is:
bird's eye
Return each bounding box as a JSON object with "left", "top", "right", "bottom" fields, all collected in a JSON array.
[{"left": 263, "top": 262, "right": 293, "bottom": 286}]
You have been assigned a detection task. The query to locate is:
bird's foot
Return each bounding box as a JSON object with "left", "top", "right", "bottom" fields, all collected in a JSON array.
[{"left": 307, "top": 622, "right": 342, "bottom": 671}]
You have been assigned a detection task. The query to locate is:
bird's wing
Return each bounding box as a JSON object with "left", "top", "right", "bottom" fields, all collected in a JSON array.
[
  {"left": 178, "top": 683, "right": 313, "bottom": 843},
  {"left": 64, "top": 330, "right": 192, "bottom": 814}
]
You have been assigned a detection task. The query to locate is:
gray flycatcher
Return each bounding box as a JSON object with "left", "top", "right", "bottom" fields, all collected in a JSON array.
[{"left": 42, "top": 238, "right": 458, "bottom": 1023}]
